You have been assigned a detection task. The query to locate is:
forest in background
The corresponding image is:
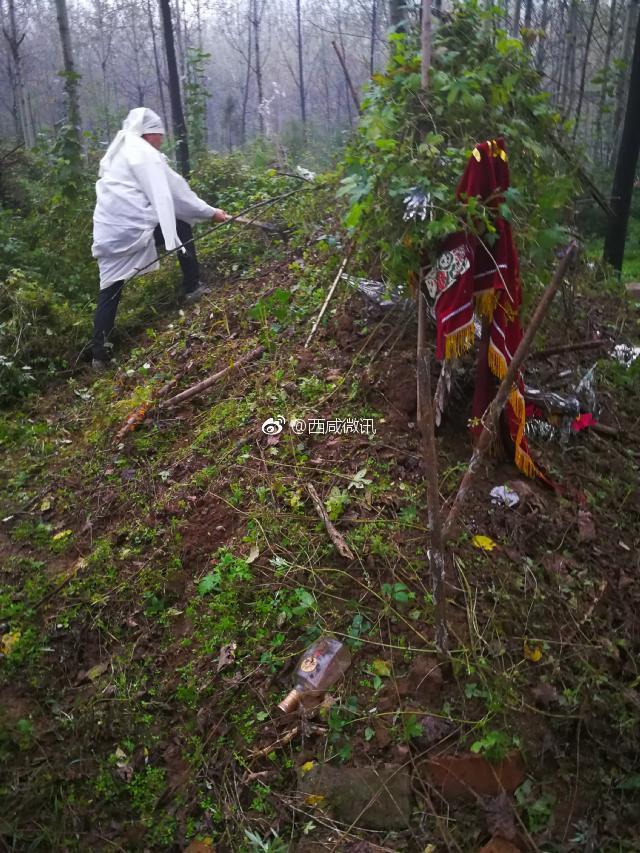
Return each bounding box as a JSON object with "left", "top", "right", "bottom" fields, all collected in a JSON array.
[{"left": 1, "top": 0, "right": 639, "bottom": 168}]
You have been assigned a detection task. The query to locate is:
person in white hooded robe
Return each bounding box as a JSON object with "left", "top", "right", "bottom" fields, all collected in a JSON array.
[{"left": 91, "top": 107, "right": 229, "bottom": 368}]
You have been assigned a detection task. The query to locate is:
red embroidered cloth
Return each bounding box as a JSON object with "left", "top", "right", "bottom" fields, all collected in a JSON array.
[{"left": 426, "top": 137, "right": 537, "bottom": 477}]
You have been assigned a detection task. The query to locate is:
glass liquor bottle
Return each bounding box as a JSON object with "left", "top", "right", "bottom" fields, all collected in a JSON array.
[{"left": 278, "top": 636, "right": 351, "bottom": 713}]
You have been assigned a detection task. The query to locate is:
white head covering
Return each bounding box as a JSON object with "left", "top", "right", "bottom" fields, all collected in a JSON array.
[{"left": 99, "top": 108, "right": 166, "bottom": 176}]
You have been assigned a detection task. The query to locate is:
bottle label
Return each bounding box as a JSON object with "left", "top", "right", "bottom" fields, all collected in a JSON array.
[{"left": 299, "top": 656, "right": 318, "bottom": 673}]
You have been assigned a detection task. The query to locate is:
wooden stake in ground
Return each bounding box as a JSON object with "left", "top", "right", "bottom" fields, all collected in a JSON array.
[
  {"left": 441, "top": 242, "right": 578, "bottom": 544},
  {"left": 305, "top": 252, "right": 352, "bottom": 349},
  {"left": 306, "top": 483, "right": 355, "bottom": 560},
  {"left": 416, "top": 287, "right": 448, "bottom": 651}
]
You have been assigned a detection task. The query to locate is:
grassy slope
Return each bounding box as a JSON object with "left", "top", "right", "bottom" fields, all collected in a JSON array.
[{"left": 1, "top": 203, "right": 640, "bottom": 852}]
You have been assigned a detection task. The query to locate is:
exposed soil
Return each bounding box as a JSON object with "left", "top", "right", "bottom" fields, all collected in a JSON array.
[{"left": 1, "top": 256, "right": 639, "bottom": 852}]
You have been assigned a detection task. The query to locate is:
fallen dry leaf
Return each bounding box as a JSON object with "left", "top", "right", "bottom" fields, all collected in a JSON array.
[
  {"left": 246, "top": 544, "right": 260, "bottom": 564},
  {"left": 531, "top": 682, "right": 560, "bottom": 708},
  {"left": 371, "top": 659, "right": 392, "bottom": 677},
  {"left": 183, "top": 841, "right": 214, "bottom": 853},
  {"left": 217, "top": 642, "right": 237, "bottom": 673},
  {"left": 85, "top": 662, "right": 109, "bottom": 681},
  {"left": 417, "top": 715, "right": 454, "bottom": 746},
  {"left": 1, "top": 630, "right": 21, "bottom": 655},
  {"left": 304, "top": 793, "right": 327, "bottom": 807},
  {"left": 484, "top": 792, "right": 517, "bottom": 841},
  {"left": 524, "top": 641, "right": 542, "bottom": 663},
  {"left": 472, "top": 534, "right": 498, "bottom": 552},
  {"left": 577, "top": 509, "right": 596, "bottom": 543}
]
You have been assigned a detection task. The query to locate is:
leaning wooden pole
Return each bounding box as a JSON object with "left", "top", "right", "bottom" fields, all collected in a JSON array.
[
  {"left": 331, "top": 40, "right": 360, "bottom": 111},
  {"left": 305, "top": 248, "right": 353, "bottom": 348},
  {"left": 416, "top": 288, "right": 448, "bottom": 651},
  {"left": 441, "top": 242, "right": 578, "bottom": 543},
  {"left": 161, "top": 346, "right": 265, "bottom": 409}
]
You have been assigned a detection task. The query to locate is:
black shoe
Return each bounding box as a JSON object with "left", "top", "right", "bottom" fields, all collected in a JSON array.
[{"left": 184, "top": 285, "right": 211, "bottom": 305}]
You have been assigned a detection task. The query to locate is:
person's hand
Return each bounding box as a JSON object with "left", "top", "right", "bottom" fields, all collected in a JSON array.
[{"left": 212, "top": 209, "right": 230, "bottom": 223}]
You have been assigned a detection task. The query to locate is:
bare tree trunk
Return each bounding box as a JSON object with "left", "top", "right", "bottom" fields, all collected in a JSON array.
[
  {"left": 159, "top": 0, "right": 190, "bottom": 176},
  {"left": 523, "top": 0, "right": 533, "bottom": 27},
  {"left": 54, "top": 0, "right": 82, "bottom": 147},
  {"left": 195, "top": 0, "right": 203, "bottom": 51},
  {"left": 604, "top": 6, "right": 640, "bottom": 271},
  {"left": 560, "top": 0, "right": 578, "bottom": 115},
  {"left": 2, "top": 0, "right": 34, "bottom": 146},
  {"left": 421, "top": 0, "right": 431, "bottom": 91},
  {"left": 147, "top": 0, "right": 170, "bottom": 134},
  {"left": 550, "top": 0, "right": 568, "bottom": 105},
  {"left": 511, "top": 0, "right": 522, "bottom": 35},
  {"left": 389, "top": 0, "right": 405, "bottom": 32},
  {"left": 295, "top": 0, "right": 306, "bottom": 127},
  {"left": 611, "top": 0, "right": 640, "bottom": 165},
  {"left": 596, "top": 0, "right": 617, "bottom": 163},
  {"left": 240, "top": 5, "right": 252, "bottom": 145},
  {"left": 250, "top": 0, "right": 265, "bottom": 135},
  {"left": 129, "top": 3, "right": 145, "bottom": 106},
  {"left": 573, "top": 0, "right": 600, "bottom": 142},
  {"left": 173, "top": 0, "right": 187, "bottom": 82},
  {"left": 536, "top": 0, "right": 550, "bottom": 69},
  {"left": 332, "top": 40, "right": 360, "bottom": 111},
  {"left": 370, "top": 0, "right": 378, "bottom": 74}
]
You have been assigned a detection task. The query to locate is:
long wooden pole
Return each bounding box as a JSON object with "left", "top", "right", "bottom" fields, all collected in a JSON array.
[
  {"left": 305, "top": 250, "right": 352, "bottom": 348},
  {"left": 416, "top": 296, "right": 448, "bottom": 649},
  {"left": 441, "top": 242, "right": 578, "bottom": 543},
  {"left": 161, "top": 345, "right": 265, "bottom": 409}
]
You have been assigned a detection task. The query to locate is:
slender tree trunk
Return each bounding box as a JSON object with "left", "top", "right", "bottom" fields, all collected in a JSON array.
[
  {"left": 596, "top": 0, "right": 617, "bottom": 163},
  {"left": 250, "top": 0, "right": 265, "bottom": 135},
  {"left": 573, "top": 0, "right": 600, "bottom": 141},
  {"left": 295, "top": 0, "right": 306, "bottom": 127},
  {"left": 560, "top": 0, "right": 578, "bottom": 114},
  {"left": 173, "top": 0, "right": 187, "bottom": 82},
  {"left": 536, "top": 0, "right": 549, "bottom": 70},
  {"left": 421, "top": 0, "right": 431, "bottom": 91},
  {"left": 611, "top": 0, "right": 640, "bottom": 165},
  {"left": 389, "top": 0, "right": 405, "bottom": 32},
  {"left": 147, "top": 0, "right": 170, "bottom": 134},
  {"left": 604, "top": 7, "right": 640, "bottom": 271},
  {"left": 550, "top": 0, "right": 568, "bottom": 105},
  {"left": 370, "top": 0, "right": 377, "bottom": 74},
  {"left": 523, "top": 0, "right": 533, "bottom": 27},
  {"left": 53, "top": 0, "right": 82, "bottom": 146},
  {"left": 195, "top": 0, "right": 203, "bottom": 51},
  {"left": 158, "top": 0, "right": 190, "bottom": 176},
  {"left": 511, "top": 0, "right": 522, "bottom": 35},
  {"left": 240, "top": 7, "right": 252, "bottom": 145},
  {"left": 130, "top": 3, "right": 145, "bottom": 106},
  {"left": 332, "top": 40, "right": 360, "bottom": 111},
  {"left": 2, "top": 0, "right": 34, "bottom": 146}
]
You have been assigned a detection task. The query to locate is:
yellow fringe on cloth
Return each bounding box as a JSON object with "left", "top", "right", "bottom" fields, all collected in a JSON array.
[
  {"left": 445, "top": 321, "right": 475, "bottom": 360},
  {"left": 488, "top": 340, "right": 537, "bottom": 478},
  {"left": 475, "top": 289, "right": 498, "bottom": 321}
]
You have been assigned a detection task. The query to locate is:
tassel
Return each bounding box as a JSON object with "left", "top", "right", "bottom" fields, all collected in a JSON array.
[
  {"left": 445, "top": 322, "right": 475, "bottom": 360},
  {"left": 475, "top": 289, "right": 498, "bottom": 320},
  {"left": 488, "top": 341, "right": 508, "bottom": 380}
]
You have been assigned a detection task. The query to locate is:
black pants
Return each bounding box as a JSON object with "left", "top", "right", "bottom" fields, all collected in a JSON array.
[{"left": 92, "top": 219, "right": 199, "bottom": 361}]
